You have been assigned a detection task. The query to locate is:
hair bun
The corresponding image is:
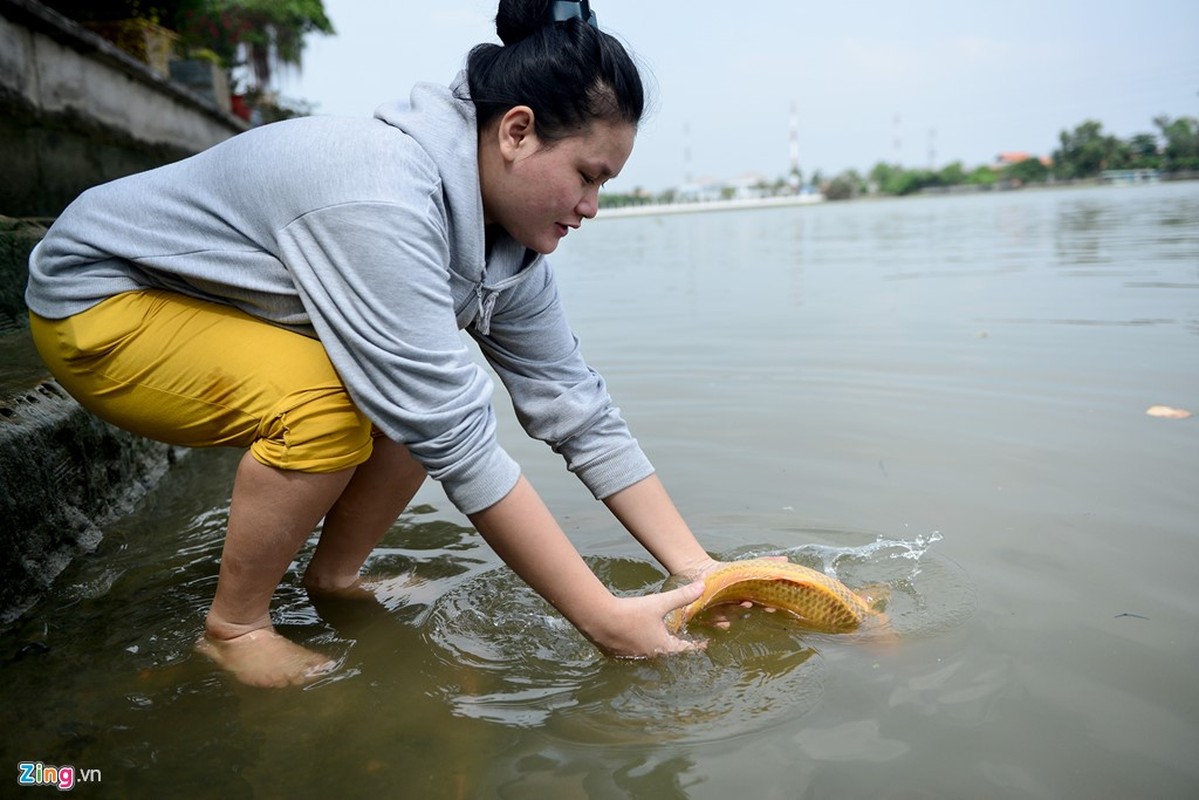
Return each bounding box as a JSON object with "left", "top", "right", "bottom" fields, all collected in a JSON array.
[
  {"left": 467, "top": 0, "right": 643, "bottom": 141},
  {"left": 494, "top": 0, "right": 552, "bottom": 46}
]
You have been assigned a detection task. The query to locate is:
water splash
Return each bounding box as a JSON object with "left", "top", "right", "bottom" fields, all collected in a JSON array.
[
  {"left": 686, "top": 528, "right": 971, "bottom": 641},
  {"left": 736, "top": 530, "right": 944, "bottom": 581}
]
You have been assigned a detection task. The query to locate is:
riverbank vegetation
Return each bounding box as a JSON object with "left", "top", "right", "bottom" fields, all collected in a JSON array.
[
  {"left": 40, "top": 0, "right": 333, "bottom": 120},
  {"left": 601, "top": 115, "right": 1199, "bottom": 208}
]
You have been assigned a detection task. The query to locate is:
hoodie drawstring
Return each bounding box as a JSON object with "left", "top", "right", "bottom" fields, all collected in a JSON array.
[{"left": 475, "top": 283, "right": 499, "bottom": 336}]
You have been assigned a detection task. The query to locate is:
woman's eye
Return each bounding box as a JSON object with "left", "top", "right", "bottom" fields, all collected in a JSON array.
[{"left": 581, "top": 173, "right": 597, "bottom": 185}]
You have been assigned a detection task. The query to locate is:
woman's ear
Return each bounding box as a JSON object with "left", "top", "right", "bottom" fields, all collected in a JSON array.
[{"left": 496, "top": 105, "right": 538, "bottom": 163}]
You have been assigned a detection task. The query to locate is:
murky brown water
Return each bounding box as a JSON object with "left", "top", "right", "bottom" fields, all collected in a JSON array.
[{"left": 4, "top": 182, "right": 1197, "bottom": 798}]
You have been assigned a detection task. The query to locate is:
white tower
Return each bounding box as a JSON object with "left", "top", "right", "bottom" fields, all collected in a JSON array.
[
  {"left": 893, "top": 113, "right": 902, "bottom": 163},
  {"left": 789, "top": 101, "right": 800, "bottom": 192},
  {"left": 683, "top": 120, "right": 692, "bottom": 185}
]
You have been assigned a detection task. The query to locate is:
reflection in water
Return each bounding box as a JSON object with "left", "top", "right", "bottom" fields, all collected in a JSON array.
[{"left": 792, "top": 718, "right": 910, "bottom": 762}]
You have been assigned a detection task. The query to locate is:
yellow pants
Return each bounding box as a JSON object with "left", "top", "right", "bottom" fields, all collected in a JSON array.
[{"left": 29, "top": 290, "right": 374, "bottom": 473}]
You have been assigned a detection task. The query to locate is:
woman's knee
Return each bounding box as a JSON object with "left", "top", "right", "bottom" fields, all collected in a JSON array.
[{"left": 251, "top": 386, "right": 374, "bottom": 473}]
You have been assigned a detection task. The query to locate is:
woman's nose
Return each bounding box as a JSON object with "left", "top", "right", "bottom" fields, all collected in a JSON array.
[{"left": 577, "top": 189, "right": 599, "bottom": 219}]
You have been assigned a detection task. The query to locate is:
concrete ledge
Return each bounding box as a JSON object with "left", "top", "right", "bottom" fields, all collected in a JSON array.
[
  {"left": 0, "top": 215, "right": 175, "bottom": 622},
  {"left": 0, "top": 380, "right": 174, "bottom": 623}
]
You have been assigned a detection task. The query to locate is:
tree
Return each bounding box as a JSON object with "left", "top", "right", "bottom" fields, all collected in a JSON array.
[
  {"left": 823, "top": 169, "right": 866, "bottom": 200},
  {"left": 868, "top": 162, "right": 900, "bottom": 194},
  {"left": 39, "top": 1, "right": 184, "bottom": 23},
  {"left": 965, "top": 165, "right": 997, "bottom": 186},
  {"left": 1154, "top": 115, "right": 1199, "bottom": 171},
  {"left": 866, "top": 162, "right": 945, "bottom": 195},
  {"left": 1127, "top": 132, "right": 1160, "bottom": 167},
  {"left": 175, "top": 0, "right": 334, "bottom": 91},
  {"left": 937, "top": 161, "right": 966, "bottom": 187},
  {"left": 1051, "top": 120, "right": 1129, "bottom": 179},
  {"left": 1002, "top": 157, "right": 1049, "bottom": 185}
]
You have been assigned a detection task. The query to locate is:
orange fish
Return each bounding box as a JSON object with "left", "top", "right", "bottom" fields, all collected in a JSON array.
[{"left": 665, "top": 558, "right": 888, "bottom": 634}]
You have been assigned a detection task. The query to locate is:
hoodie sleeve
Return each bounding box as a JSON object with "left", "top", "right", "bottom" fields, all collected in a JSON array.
[
  {"left": 469, "top": 262, "right": 655, "bottom": 500},
  {"left": 276, "top": 194, "right": 521, "bottom": 515}
]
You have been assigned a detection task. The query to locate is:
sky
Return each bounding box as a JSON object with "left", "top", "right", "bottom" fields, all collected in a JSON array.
[{"left": 278, "top": 0, "right": 1199, "bottom": 193}]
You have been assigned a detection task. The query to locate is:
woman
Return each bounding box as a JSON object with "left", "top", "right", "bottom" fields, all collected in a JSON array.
[{"left": 25, "top": 0, "right": 720, "bottom": 687}]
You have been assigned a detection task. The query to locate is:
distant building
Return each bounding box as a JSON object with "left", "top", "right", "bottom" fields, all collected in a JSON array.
[
  {"left": 994, "top": 151, "right": 1053, "bottom": 170},
  {"left": 726, "top": 172, "right": 773, "bottom": 200},
  {"left": 994, "top": 151, "right": 1033, "bottom": 167},
  {"left": 676, "top": 177, "right": 726, "bottom": 203},
  {"left": 676, "top": 172, "right": 795, "bottom": 203}
]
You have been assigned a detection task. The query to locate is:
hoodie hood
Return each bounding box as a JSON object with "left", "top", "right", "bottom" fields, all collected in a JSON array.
[
  {"left": 373, "top": 73, "right": 487, "bottom": 286},
  {"left": 373, "top": 73, "right": 543, "bottom": 334}
]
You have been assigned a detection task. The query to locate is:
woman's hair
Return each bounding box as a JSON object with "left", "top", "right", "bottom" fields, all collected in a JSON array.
[{"left": 465, "top": 0, "right": 645, "bottom": 141}]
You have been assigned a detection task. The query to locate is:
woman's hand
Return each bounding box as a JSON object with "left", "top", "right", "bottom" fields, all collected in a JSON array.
[
  {"left": 583, "top": 578, "right": 708, "bottom": 658},
  {"left": 585, "top": 556, "right": 788, "bottom": 654}
]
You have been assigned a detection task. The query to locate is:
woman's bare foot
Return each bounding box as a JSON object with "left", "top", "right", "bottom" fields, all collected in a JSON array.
[{"left": 196, "top": 628, "right": 337, "bottom": 688}]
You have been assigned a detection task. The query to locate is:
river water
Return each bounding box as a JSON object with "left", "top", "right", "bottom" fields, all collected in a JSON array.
[{"left": 3, "top": 182, "right": 1197, "bottom": 798}]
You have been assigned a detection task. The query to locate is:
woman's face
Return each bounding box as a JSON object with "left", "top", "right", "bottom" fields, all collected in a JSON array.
[{"left": 481, "top": 110, "right": 635, "bottom": 255}]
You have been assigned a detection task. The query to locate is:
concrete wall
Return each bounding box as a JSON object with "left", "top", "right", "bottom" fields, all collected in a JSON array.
[{"left": 0, "top": 0, "right": 247, "bottom": 217}]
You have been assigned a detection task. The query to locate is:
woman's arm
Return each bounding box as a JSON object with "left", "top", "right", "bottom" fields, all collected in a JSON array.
[
  {"left": 468, "top": 475, "right": 705, "bottom": 657},
  {"left": 601, "top": 473, "right": 718, "bottom": 576}
]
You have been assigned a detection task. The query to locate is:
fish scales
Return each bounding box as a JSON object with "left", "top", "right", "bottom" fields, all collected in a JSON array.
[
  {"left": 665, "top": 558, "right": 882, "bottom": 634},
  {"left": 702, "top": 579, "right": 863, "bottom": 632}
]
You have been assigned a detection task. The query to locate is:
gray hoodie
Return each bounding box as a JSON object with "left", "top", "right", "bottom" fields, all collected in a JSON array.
[{"left": 26, "top": 76, "right": 653, "bottom": 514}]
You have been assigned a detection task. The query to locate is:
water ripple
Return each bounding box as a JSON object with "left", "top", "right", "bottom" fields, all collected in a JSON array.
[
  {"left": 423, "top": 535, "right": 971, "bottom": 743},
  {"left": 423, "top": 558, "right": 829, "bottom": 744}
]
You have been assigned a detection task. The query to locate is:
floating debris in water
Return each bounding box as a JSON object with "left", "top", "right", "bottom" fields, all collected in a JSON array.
[
  {"left": 14, "top": 641, "right": 50, "bottom": 660},
  {"left": 1145, "top": 405, "right": 1191, "bottom": 419}
]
